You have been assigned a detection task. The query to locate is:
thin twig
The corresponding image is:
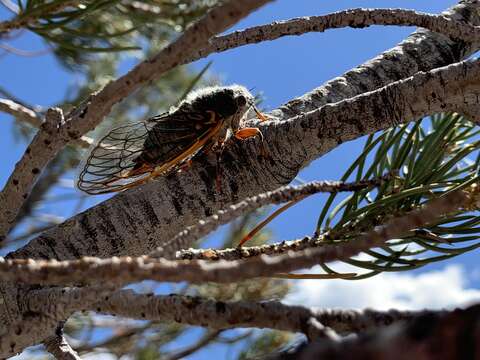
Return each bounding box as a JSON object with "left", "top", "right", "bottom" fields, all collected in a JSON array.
[
  {"left": 305, "top": 318, "right": 340, "bottom": 342},
  {"left": 0, "top": 1, "right": 81, "bottom": 33},
  {"left": 0, "top": 98, "right": 42, "bottom": 127},
  {"left": 152, "top": 175, "right": 393, "bottom": 258},
  {"left": 0, "top": 98, "right": 92, "bottom": 147},
  {"left": 189, "top": 8, "right": 480, "bottom": 65},
  {"left": 0, "top": 0, "right": 19, "bottom": 14},
  {"left": 0, "top": 42, "right": 51, "bottom": 57},
  {"left": 179, "top": 237, "right": 330, "bottom": 261},
  {"left": 74, "top": 323, "right": 152, "bottom": 354},
  {"left": 43, "top": 324, "right": 81, "bottom": 360}
]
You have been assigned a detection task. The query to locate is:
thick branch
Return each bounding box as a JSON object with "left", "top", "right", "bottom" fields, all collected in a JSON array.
[
  {"left": 97, "top": 290, "right": 430, "bottom": 336},
  {"left": 265, "top": 58, "right": 480, "bottom": 169},
  {"left": 0, "top": 286, "right": 113, "bottom": 356}
]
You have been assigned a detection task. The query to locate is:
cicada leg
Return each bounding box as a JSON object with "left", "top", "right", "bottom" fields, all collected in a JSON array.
[
  {"left": 253, "top": 106, "right": 268, "bottom": 122},
  {"left": 234, "top": 127, "right": 270, "bottom": 159},
  {"left": 234, "top": 127, "right": 263, "bottom": 141},
  {"left": 214, "top": 140, "right": 227, "bottom": 193}
]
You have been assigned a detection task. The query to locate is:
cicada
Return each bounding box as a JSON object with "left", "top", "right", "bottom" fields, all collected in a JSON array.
[{"left": 77, "top": 85, "right": 266, "bottom": 195}]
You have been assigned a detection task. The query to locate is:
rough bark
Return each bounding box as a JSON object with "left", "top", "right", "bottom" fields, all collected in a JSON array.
[{"left": 1, "top": 1, "right": 479, "bottom": 357}]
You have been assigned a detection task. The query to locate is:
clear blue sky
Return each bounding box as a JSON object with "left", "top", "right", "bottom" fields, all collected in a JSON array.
[{"left": 3, "top": 0, "right": 475, "bottom": 358}]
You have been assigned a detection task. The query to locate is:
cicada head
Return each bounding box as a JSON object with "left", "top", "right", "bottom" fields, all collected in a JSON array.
[{"left": 183, "top": 85, "right": 254, "bottom": 120}]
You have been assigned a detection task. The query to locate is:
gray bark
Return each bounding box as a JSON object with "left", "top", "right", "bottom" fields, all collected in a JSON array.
[{"left": 1, "top": 1, "right": 479, "bottom": 357}]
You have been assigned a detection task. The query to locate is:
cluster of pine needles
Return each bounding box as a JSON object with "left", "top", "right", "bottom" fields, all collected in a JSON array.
[{"left": 309, "top": 113, "right": 480, "bottom": 279}]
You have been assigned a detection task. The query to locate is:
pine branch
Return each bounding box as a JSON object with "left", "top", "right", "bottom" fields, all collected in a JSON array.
[
  {"left": 0, "top": 99, "right": 92, "bottom": 147},
  {"left": 94, "top": 290, "right": 431, "bottom": 336},
  {"left": 164, "top": 330, "right": 221, "bottom": 360},
  {"left": 153, "top": 176, "right": 392, "bottom": 258},
  {"left": 44, "top": 324, "right": 81, "bottom": 360},
  {"left": 0, "top": 1, "right": 81, "bottom": 33},
  {"left": 0, "top": 98, "right": 42, "bottom": 127},
  {"left": 178, "top": 237, "right": 321, "bottom": 261},
  {"left": 192, "top": 8, "right": 480, "bottom": 64}
]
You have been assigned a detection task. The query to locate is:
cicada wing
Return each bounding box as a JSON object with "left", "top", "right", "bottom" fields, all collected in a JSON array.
[
  {"left": 77, "top": 110, "right": 222, "bottom": 195},
  {"left": 77, "top": 121, "right": 156, "bottom": 195}
]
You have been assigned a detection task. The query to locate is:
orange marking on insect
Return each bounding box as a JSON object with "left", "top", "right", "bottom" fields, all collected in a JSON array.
[{"left": 234, "top": 127, "right": 263, "bottom": 141}]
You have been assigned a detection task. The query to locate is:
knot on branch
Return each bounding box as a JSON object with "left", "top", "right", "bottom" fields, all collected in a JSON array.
[{"left": 45, "top": 107, "right": 65, "bottom": 129}]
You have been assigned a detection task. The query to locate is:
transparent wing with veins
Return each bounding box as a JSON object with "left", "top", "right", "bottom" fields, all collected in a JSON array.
[{"left": 77, "top": 111, "right": 221, "bottom": 195}]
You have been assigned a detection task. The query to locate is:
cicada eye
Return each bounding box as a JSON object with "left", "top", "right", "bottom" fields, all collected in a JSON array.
[{"left": 236, "top": 95, "right": 247, "bottom": 107}]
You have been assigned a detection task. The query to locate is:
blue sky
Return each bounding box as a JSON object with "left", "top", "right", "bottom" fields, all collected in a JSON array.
[{"left": 4, "top": 0, "right": 480, "bottom": 359}]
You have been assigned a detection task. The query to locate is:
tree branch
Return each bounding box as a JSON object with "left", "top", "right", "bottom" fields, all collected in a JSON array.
[
  {"left": 164, "top": 330, "right": 221, "bottom": 360},
  {"left": 96, "top": 290, "right": 430, "bottom": 336},
  {"left": 0, "top": 285, "right": 113, "bottom": 356},
  {"left": 178, "top": 236, "right": 320, "bottom": 261},
  {"left": 0, "top": 99, "right": 93, "bottom": 148},
  {"left": 73, "top": 322, "right": 152, "bottom": 354},
  {"left": 0, "top": 98, "right": 42, "bottom": 127},
  {"left": 192, "top": 7, "right": 480, "bottom": 64},
  {"left": 0, "top": 0, "right": 272, "bottom": 240},
  {"left": 0, "top": 1, "right": 82, "bottom": 33},
  {"left": 44, "top": 324, "right": 81, "bottom": 360},
  {"left": 0, "top": 188, "right": 468, "bottom": 287}
]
